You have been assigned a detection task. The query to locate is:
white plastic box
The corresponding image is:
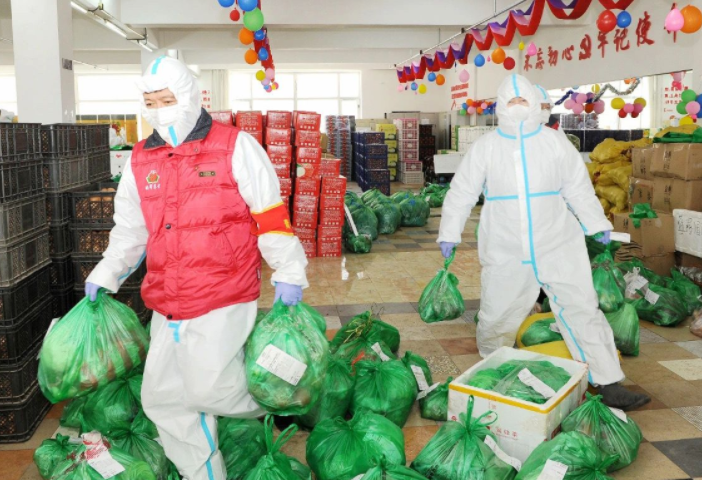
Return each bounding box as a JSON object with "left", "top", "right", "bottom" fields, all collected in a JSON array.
[
  {"left": 673, "top": 209, "right": 702, "bottom": 259},
  {"left": 448, "top": 347, "right": 589, "bottom": 463}
]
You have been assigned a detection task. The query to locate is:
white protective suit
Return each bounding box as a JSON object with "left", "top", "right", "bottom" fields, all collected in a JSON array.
[
  {"left": 533, "top": 84, "right": 570, "bottom": 141},
  {"left": 438, "top": 74, "right": 623, "bottom": 387},
  {"left": 86, "top": 56, "right": 309, "bottom": 480}
]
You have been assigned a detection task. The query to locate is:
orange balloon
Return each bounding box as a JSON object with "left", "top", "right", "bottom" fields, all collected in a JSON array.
[
  {"left": 491, "top": 47, "right": 506, "bottom": 64},
  {"left": 436, "top": 74, "right": 445, "bottom": 86},
  {"left": 682, "top": 5, "right": 702, "bottom": 33},
  {"left": 239, "top": 28, "right": 254, "bottom": 45},
  {"left": 585, "top": 103, "right": 595, "bottom": 113},
  {"left": 244, "top": 49, "right": 258, "bottom": 65},
  {"left": 477, "top": 107, "right": 484, "bottom": 114},
  {"left": 467, "top": 99, "right": 474, "bottom": 107}
]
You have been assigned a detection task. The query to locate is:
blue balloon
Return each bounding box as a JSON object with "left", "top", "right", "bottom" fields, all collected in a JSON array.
[
  {"left": 617, "top": 11, "right": 632, "bottom": 28},
  {"left": 238, "top": 0, "right": 258, "bottom": 12},
  {"left": 258, "top": 48, "right": 269, "bottom": 61},
  {"left": 428, "top": 72, "right": 436, "bottom": 82},
  {"left": 697, "top": 94, "right": 702, "bottom": 105},
  {"left": 411, "top": 82, "right": 418, "bottom": 91},
  {"left": 475, "top": 54, "right": 485, "bottom": 67},
  {"left": 462, "top": 103, "right": 468, "bottom": 110},
  {"left": 218, "top": 0, "right": 236, "bottom": 6},
  {"left": 254, "top": 30, "right": 266, "bottom": 41}
]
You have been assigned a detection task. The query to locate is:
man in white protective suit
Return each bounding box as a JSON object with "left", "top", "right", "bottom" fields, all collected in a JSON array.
[
  {"left": 83, "top": 56, "right": 309, "bottom": 480},
  {"left": 533, "top": 84, "right": 570, "bottom": 140},
  {"left": 438, "top": 74, "right": 649, "bottom": 411}
]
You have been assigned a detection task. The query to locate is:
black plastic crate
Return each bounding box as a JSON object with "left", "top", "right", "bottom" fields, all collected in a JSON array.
[
  {"left": 43, "top": 155, "right": 90, "bottom": 193},
  {"left": 364, "top": 144, "right": 388, "bottom": 156},
  {"left": 0, "top": 194, "right": 47, "bottom": 247},
  {"left": 419, "top": 124, "right": 433, "bottom": 136},
  {"left": 46, "top": 192, "right": 72, "bottom": 225},
  {"left": 0, "top": 341, "right": 41, "bottom": 401},
  {"left": 359, "top": 132, "right": 385, "bottom": 144},
  {"left": 362, "top": 155, "right": 388, "bottom": 171},
  {"left": 71, "top": 227, "right": 111, "bottom": 256},
  {"left": 363, "top": 169, "right": 390, "bottom": 184},
  {"left": 0, "top": 123, "right": 42, "bottom": 160},
  {"left": 88, "top": 151, "right": 112, "bottom": 183},
  {"left": 0, "top": 229, "right": 51, "bottom": 288},
  {"left": 0, "top": 383, "right": 51, "bottom": 443},
  {"left": 0, "top": 158, "right": 44, "bottom": 204},
  {"left": 51, "top": 285, "right": 76, "bottom": 319},
  {"left": 49, "top": 223, "right": 72, "bottom": 256},
  {"left": 85, "top": 125, "right": 110, "bottom": 151},
  {"left": 0, "top": 266, "right": 51, "bottom": 328},
  {"left": 74, "top": 285, "right": 147, "bottom": 316},
  {"left": 40, "top": 124, "right": 84, "bottom": 155},
  {"left": 70, "top": 182, "right": 118, "bottom": 225},
  {"left": 364, "top": 181, "right": 391, "bottom": 196},
  {"left": 73, "top": 255, "right": 146, "bottom": 288},
  {"left": 49, "top": 254, "right": 74, "bottom": 289},
  {"left": 0, "top": 297, "right": 54, "bottom": 365}
]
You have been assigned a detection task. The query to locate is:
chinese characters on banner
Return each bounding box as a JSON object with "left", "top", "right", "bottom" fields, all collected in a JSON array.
[
  {"left": 201, "top": 89, "right": 212, "bottom": 111},
  {"left": 450, "top": 83, "right": 469, "bottom": 110}
]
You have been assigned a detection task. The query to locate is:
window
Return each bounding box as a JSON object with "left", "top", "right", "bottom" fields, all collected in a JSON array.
[
  {"left": 229, "top": 71, "right": 361, "bottom": 131},
  {"left": 75, "top": 74, "right": 142, "bottom": 116},
  {"left": 0, "top": 75, "right": 18, "bottom": 115}
]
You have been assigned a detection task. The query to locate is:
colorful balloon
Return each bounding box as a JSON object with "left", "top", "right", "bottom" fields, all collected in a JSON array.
[
  {"left": 682, "top": 89, "right": 698, "bottom": 103},
  {"left": 619, "top": 109, "right": 628, "bottom": 119},
  {"left": 411, "top": 82, "right": 418, "bottom": 91},
  {"left": 462, "top": 103, "right": 468, "bottom": 110},
  {"left": 597, "top": 10, "right": 617, "bottom": 33},
  {"left": 518, "top": 41, "right": 525, "bottom": 51},
  {"left": 477, "top": 107, "right": 484, "bottom": 114},
  {"left": 459, "top": 109, "right": 467, "bottom": 116},
  {"left": 611, "top": 98, "right": 625, "bottom": 110},
  {"left": 428, "top": 72, "right": 436, "bottom": 82},
  {"left": 617, "top": 11, "right": 632, "bottom": 28},
  {"left": 634, "top": 97, "right": 647, "bottom": 107},
  {"left": 239, "top": 28, "right": 254, "bottom": 45},
  {"left": 255, "top": 70, "right": 266, "bottom": 81},
  {"left": 238, "top": 0, "right": 258, "bottom": 12},
  {"left": 467, "top": 106, "right": 477, "bottom": 115},
  {"left": 258, "top": 48, "right": 269, "bottom": 61},
  {"left": 585, "top": 104, "right": 595, "bottom": 114},
  {"left": 397, "top": 84, "right": 405, "bottom": 93},
  {"left": 265, "top": 68, "right": 275, "bottom": 80},
  {"left": 687, "top": 101, "right": 701, "bottom": 115},
  {"left": 503, "top": 57, "right": 516, "bottom": 70},
  {"left": 622, "top": 103, "right": 634, "bottom": 114},
  {"left": 564, "top": 99, "right": 575, "bottom": 110},
  {"left": 481, "top": 102, "right": 488, "bottom": 109},
  {"left": 682, "top": 5, "right": 702, "bottom": 33},
  {"left": 229, "top": 9, "right": 241, "bottom": 22},
  {"left": 244, "top": 49, "right": 258, "bottom": 64},
  {"left": 592, "top": 84, "right": 601, "bottom": 93},
  {"left": 678, "top": 102, "right": 690, "bottom": 115},
  {"left": 576, "top": 93, "right": 588, "bottom": 104},
  {"left": 572, "top": 103, "right": 584, "bottom": 114},
  {"left": 633, "top": 103, "right": 644, "bottom": 114},
  {"left": 492, "top": 47, "right": 506, "bottom": 64},
  {"left": 243, "top": 8, "right": 265, "bottom": 32},
  {"left": 436, "top": 74, "right": 445, "bottom": 86},
  {"left": 418, "top": 84, "right": 427, "bottom": 95},
  {"left": 594, "top": 101, "right": 606, "bottom": 114},
  {"left": 681, "top": 116, "right": 694, "bottom": 125},
  {"left": 262, "top": 78, "right": 271, "bottom": 86},
  {"left": 475, "top": 54, "right": 486, "bottom": 67},
  {"left": 665, "top": 7, "right": 685, "bottom": 32},
  {"left": 218, "top": 0, "right": 235, "bottom": 7},
  {"left": 527, "top": 42, "right": 537, "bottom": 56},
  {"left": 631, "top": 112, "right": 640, "bottom": 119},
  {"left": 459, "top": 70, "right": 470, "bottom": 83},
  {"left": 254, "top": 30, "right": 266, "bottom": 41}
]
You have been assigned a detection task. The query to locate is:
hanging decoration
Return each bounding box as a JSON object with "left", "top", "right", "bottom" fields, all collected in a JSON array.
[
  {"left": 611, "top": 96, "right": 647, "bottom": 118},
  {"left": 681, "top": 4, "right": 702, "bottom": 33},
  {"left": 671, "top": 71, "right": 686, "bottom": 90},
  {"left": 597, "top": 10, "right": 617, "bottom": 32},
  {"left": 676, "top": 88, "right": 700, "bottom": 124},
  {"left": 459, "top": 99, "right": 497, "bottom": 116},
  {"left": 554, "top": 78, "right": 641, "bottom": 117}
]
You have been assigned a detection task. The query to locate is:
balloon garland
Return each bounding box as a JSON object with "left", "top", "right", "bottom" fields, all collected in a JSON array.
[
  {"left": 457, "top": 99, "right": 497, "bottom": 116},
  {"left": 554, "top": 78, "right": 645, "bottom": 117},
  {"left": 675, "top": 88, "right": 702, "bottom": 125}
]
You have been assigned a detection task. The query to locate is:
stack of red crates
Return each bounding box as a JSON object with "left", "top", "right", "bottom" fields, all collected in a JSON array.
[
  {"left": 235, "top": 111, "right": 264, "bottom": 145},
  {"left": 263, "top": 111, "right": 294, "bottom": 210}
]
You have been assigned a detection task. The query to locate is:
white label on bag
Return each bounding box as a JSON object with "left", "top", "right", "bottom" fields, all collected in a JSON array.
[
  {"left": 87, "top": 449, "right": 125, "bottom": 479},
  {"left": 518, "top": 369, "right": 556, "bottom": 399},
  {"left": 417, "top": 382, "right": 441, "bottom": 400},
  {"left": 609, "top": 407, "right": 629, "bottom": 423},
  {"left": 610, "top": 232, "right": 631, "bottom": 243},
  {"left": 371, "top": 342, "right": 391, "bottom": 361},
  {"left": 411, "top": 365, "right": 430, "bottom": 391},
  {"left": 255, "top": 344, "right": 307, "bottom": 386},
  {"left": 549, "top": 323, "right": 560, "bottom": 334},
  {"left": 537, "top": 460, "right": 568, "bottom": 480},
  {"left": 645, "top": 289, "right": 660, "bottom": 305},
  {"left": 484, "top": 436, "right": 522, "bottom": 471},
  {"left": 351, "top": 476, "right": 364, "bottom": 480}
]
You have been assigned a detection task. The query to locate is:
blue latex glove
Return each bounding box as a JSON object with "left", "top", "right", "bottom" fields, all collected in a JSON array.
[
  {"left": 440, "top": 242, "right": 456, "bottom": 259},
  {"left": 595, "top": 231, "right": 612, "bottom": 245},
  {"left": 275, "top": 282, "right": 303, "bottom": 306},
  {"left": 85, "top": 282, "right": 101, "bottom": 302}
]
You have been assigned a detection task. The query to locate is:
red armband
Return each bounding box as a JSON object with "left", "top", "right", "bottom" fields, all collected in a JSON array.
[{"left": 251, "top": 202, "right": 294, "bottom": 236}]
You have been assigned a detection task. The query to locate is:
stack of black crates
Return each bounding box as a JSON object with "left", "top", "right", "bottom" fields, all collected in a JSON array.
[
  {"left": 353, "top": 132, "right": 391, "bottom": 195},
  {"left": 419, "top": 124, "right": 436, "bottom": 182},
  {"left": 0, "top": 123, "right": 54, "bottom": 444}
]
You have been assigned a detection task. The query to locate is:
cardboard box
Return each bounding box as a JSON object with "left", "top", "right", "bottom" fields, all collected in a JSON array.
[
  {"left": 651, "top": 143, "right": 702, "bottom": 180},
  {"left": 272, "top": 162, "right": 291, "bottom": 178},
  {"left": 318, "top": 224, "right": 343, "bottom": 240},
  {"left": 320, "top": 159, "right": 341, "bottom": 177},
  {"left": 292, "top": 226, "right": 316, "bottom": 240},
  {"left": 294, "top": 112, "right": 322, "bottom": 132},
  {"left": 317, "top": 237, "right": 342, "bottom": 257},
  {"left": 265, "top": 128, "right": 292, "bottom": 146},
  {"left": 266, "top": 145, "right": 293, "bottom": 161},
  {"left": 612, "top": 212, "right": 630, "bottom": 234},
  {"left": 293, "top": 194, "right": 319, "bottom": 212},
  {"left": 629, "top": 178, "right": 654, "bottom": 207},
  {"left": 321, "top": 133, "right": 329, "bottom": 152},
  {"left": 295, "top": 131, "right": 322, "bottom": 147},
  {"left": 299, "top": 238, "right": 317, "bottom": 258},
  {"left": 632, "top": 146, "right": 654, "bottom": 180},
  {"left": 209, "top": 111, "right": 233, "bottom": 125},
  {"left": 266, "top": 111, "right": 292, "bottom": 129},
  {"left": 641, "top": 253, "right": 676, "bottom": 276},
  {"left": 673, "top": 209, "right": 702, "bottom": 259},
  {"left": 320, "top": 195, "right": 344, "bottom": 210},
  {"left": 448, "top": 347, "right": 589, "bottom": 463},
  {"left": 279, "top": 178, "right": 292, "bottom": 197},
  {"left": 249, "top": 132, "right": 263, "bottom": 145},
  {"left": 319, "top": 208, "right": 345, "bottom": 226},
  {"left": 296, "top": 147, "right": 323, "bottom": 163},
  {"left": 677, "top": 251, "right": 702, "bottom": 269},
  {"left": 295, "top": 177, "right": 321, "bottom": 196},
  {"left": 623, "top": 212, "right": 675, "bottom": 256},
  {"left": 296, "top": 162, "right": 321, "bottom": 179},
  {"left": 293, "top": 210, "right": 318, "bottom": 229},
  {"left": 235, "top": 112, "right": 263, "bottom": 132},
  {"left": 652, "top": 177, "right": 702, "bottom": 213},
  {"left": 322, "top": 176, "right": 347, "bottom": 195}
]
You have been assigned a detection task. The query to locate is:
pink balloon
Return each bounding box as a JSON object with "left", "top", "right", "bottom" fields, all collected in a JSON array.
[
  {"left": 576, "top": 93, "right": 588, "bottom": 104},
  {"left": 564, "top": 99, "right": 575, "bottom": 109},
  {"left": 397, "top": 84, "right": 405, "bottom": 92},
  {"left": 687, "top": 101, "right": 701, "bottom": 115},
  {"left": 572, "top": 103, "right": 584, "bottom": 114},
  {"left": 527, "top": 42, "right": 537, "bottom": 56},
  {"left": 481, "top": 102, "right": 488, "bottom": 109},
  {"left": 633, "top": 103, "right": 644, "bottom": 114},
  {"left": 622, "top": 103, "right": 634, "bottom": 114},
  {"left": 262, "top": 78, "right": 271, "bottom": 86},
  {"left": 594, "top": 101, "right": 606, "bottom": 114},
  {"left": 665, "top": 8, "right": 685, "bottom": 32},
  {"left": 467, "top": 106, "right": 477, "bottom": 114},
  {"left": 459, "top": 69, "right": 470, "bottom": 83},
  {"left": 672, "top": 71, "right": 685, "bottom": 82},
  {"left": 265, "top": 68, "right": 275, "bottom": 80}
]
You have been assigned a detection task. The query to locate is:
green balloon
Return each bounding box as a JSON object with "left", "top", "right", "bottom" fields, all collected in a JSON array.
[
  {"left": 682, "top": 89, "right": 698, "bottom": 103},
  {"left": 243, "top": 8, "right": 265, "bottom": 32},
  {"left": 677, "top": 102, "right": 689, "bottom": 115},
  {"left": 459, "top": 109, "right": 467, "bottom": 116}
]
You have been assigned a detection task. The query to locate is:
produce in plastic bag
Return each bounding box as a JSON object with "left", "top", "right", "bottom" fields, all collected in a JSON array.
[
  {"left": 289, "top": 458, "right": 312, "bottom": 480},
  {"left": 616, "top": 259, "right": 667, "bottom": 287},
  {"left": 418, "top": 249, "right": 465, "bottom": 323},
  {"left": 421, "top": 185, "right": 450, "bottom": 209},
  {"left": 241, "top": 416, "right": 303, "bottom": 480},
  {"left": 628, "top": 203, "right": 657, "bottom": 228},
  {"left": 351, "top": 359, "right": 417, "bottom": 427},
  {"left": 371, "top": 200, "right": 402, "bottom": 234},
  {"left": 401, "top": 351, "right": 433, "bottom": 392},
  {"left": 306, "top": 413, "right": 406, "bottom": 480},
  {"left": 520, "top": 318, "right": 563, "bottom": 347},
  {"left": 604, "top": 304, "right": 640, "bottom": 356},
  {"left": 355, "top": 456, "right": 429, "bottom": 480},
  {"left": 592, "top": 251, "right": 625, "bottom": 314},
  {"left": 34, "top": 434, "right": 81, "bottom": 480},
  {"left": 595, "top": 184, "right": 627, "bottom": 211},
  {"left": 514, "top": 431, "right": 618, "bottom": 480},
  {"left": 60, "top": 395, "right": 90, "bottom": 430},
  {"left": 399, "top": 196, "right": 430, "bottom": 227},
  {"left": 335, "top": 336, "right": 396, "bottom": 366},
  {"left": 561, "top": 393, "right": 642, "bottom": 472},
  {"left": 245, "top": 301, "right": 330, "bottom": 416},
  {"left": 218, "top": 417, "right": 267, "bottom": 480},
  {"left": 295, "top": 355, "right": 356, "bottom": 429},
  {"left": 295, "top": 302, "right": 327, "bottom": 334},
  {"left": 419, "top": 377, "right": 453, "bottom": 421},
  {"left": 391, "top": 191, "right": 414, "bottom": 204},
  {"left": 602, "top": 165, "right": 632, "bottom": 191},
  {"left": 81, "top": 374, "right": 142, "bottom": 435},
  {"left": 38, "top": 291, "right": 149, "bottom": 403},
  {"left": 50, "top": 442, "right": 157, "bottom": 480},
  {"left": 466, "top": 369, "right": 503, "bottom": 391},
  {"left": 108, "top": 411, "right": 170, "bottom": 480},
  {"left": 330, "top": 311, "right": 400, "bottom": 353},
  {"left": 585, "top": 236, "right": 621, "bottom": 261},
  {"left": 631, "top": 284, "right": 688, "bottom": 327},
  {"left": 345, "top": 232, "right": 372, "bottom": 254},
  {"left": 411, "top": 396, "right": 518, "bottom": 480},
  {"left": 670, "top": 269, "right": 702, "bottom": 316},
  {"left": 345, "top": 204, "right": 379, "bottom": 240}
]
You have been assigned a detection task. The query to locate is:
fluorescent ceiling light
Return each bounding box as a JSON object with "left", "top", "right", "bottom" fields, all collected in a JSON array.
[
  {"left": 70, "top": 1, "right": 88, "bottom": 14},
  {"left": 104, "top": 21, "right": 127, "bottom": 38},
  {"left": 140, "top": 43, "right": 154, "bottom": 52}
]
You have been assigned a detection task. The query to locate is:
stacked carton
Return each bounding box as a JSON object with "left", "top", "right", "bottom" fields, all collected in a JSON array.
[
  {"left": 261, "top": 111, "right": 293, "bottom": 211},
  {"left": 235, "top": 111, "right": 264, "bottom": 145},
  {"left": 395, "top": 118, "right": 424, "bottom": 185},
  {"left": 326, "top": 116, "right": 355, "bottom": 178},
  {"left": 375, "top": 123, "right": 398, "bottom": 180},
  {"left": 354, "top": 132, "right": 390, "bottom": 195},
  {"left": 318, "top": 173, "right": 346, "bottom": 257}
]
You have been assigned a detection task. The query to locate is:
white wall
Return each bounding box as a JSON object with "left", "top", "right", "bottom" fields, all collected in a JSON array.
[{"left": 361, "top": 69, "right": 448, "bottom": 118}]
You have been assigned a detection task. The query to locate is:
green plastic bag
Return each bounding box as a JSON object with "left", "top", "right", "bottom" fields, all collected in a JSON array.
[
  {"left": 631, "top": 284, "right": 688, "bottom": 327},
  {"left": 295, "top": 355, "right": 356, "bottom": 429},
  {"left": 81, "top": 374, "right": 142, "bottom": 435},
  {"left": 218, "top": 417, "right": 267, "bottom": 480},
  {"left": 418, "top": 250, "right": 465, "bottom": 323},
  {"left": 411, "top": 396, "right": 518, "bottom": 480},
  {"left": 592, "top": 251, "right": 625, "bottom": 314},
  {"left": 465, "top": 369, "right": 502, "bottom": 391},
  {"left": 670, "top": 269, "right": 702, "bottom": 316},
  {"left": 346, "top": 205, "right": 379, "bottom": 240},
  {"left": 514, "top": 431, "right": 618, "bottom": 480},
  {"left": 60, "top": 395, "right": 90, "bottom": 430},
  {"left": 419, "top": 377, "right": 452, "bottom": 421},
  {"left": 616, "top": 259, "right": 667, "bottom": 287},
  {"left": 344, "top": 232, "right": 372, "bottom": 254},
  {"left": 245, "top": 301, "right": 330, "bottom": 416},
  {"left": 108, "top": 411, "right": 170, "bottom": 480},
  {"left": 306, "top": 413, "right": 406, "bottom": 480},
  {"left": 34, "top": 434, "right": 81, "bottom": 479},
  {"left": 628, "top": 203, "right": 657, "bottom": 229},
  {"left": 38, "top": 291, "right": 149, "bottom": 403},
  {"left": 420, "top": 185, "right": 449, "bottom": 209},
  {"left": 330, "top": 311, "right": 400, "bottom": 353},
  {"left": 585, "top": 236, "right": 622, "bottom": 261},
  {"left": 351, "top": 359, "right": 417, "bottom": 427},
  {"left": 335, "top": 337, "right": 396, "bottom": 365},
  {"left": 372, "top": 201, "right": 402, "bottom": 235},
  {"left": 295, "top": 302, "right": 326, "bottom": 334},
  {"left": 401, "top": 351, "right": 433, "bottom": 392},
  {"left": 236, "top": 416, "right": 301, "bottom": 480},
  {"left": 542, "top": 297, "right": 551, "bottom": 313},
  {"left": 50, "top": 444, "right": 157, "bottom": 480},
  {"left": 561, "top": 393, "right": 642, "bottom": 472},
  {"left": 362, "top": 189, "right": 384, "bottom": 206},
  {"left": 521, "top": 319, "right": 563, "bottom": 347},
  {"left": 399, "top": 196, "right": 430, "bottom": 227},
  {"left": 391, "top": 191, "right": 414, "bottom": 204},
  {"left": 605, "top": 304, "right": 640, "bottom": 356},
  {"left": 289, "top": 458, "right": 312, "bottom": 480},
  {"left": 356, "top": 456, "right": 429, "bottom": 480}
]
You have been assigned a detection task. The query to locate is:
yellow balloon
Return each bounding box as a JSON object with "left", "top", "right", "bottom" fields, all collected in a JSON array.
[
  {"left": 634, "top": 97, "right": 647, "bottom": 107},
  {"left": 518, "top": 41, "right": 525, "bottom": 50},
  {"left": 255, "top": 70, "right": 266, "bottom": 81},
  {"left": 592, "top": 84, "right": 601, "bottom": 93},
  {"left": 681, "top": 116, "right": 694, "bottom": 125},
  {"left": 418, "top": 84, "right": 427, "bottom": 94},
  {"left": 611, "top": 98, "right": 625, "bottom": 110}
]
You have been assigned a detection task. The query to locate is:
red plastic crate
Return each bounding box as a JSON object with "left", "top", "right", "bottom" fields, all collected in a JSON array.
[
  {"left": 399, "top": 139, "right": 419, "bottom": 151},
  {"left": 317, "top": 237, "right": 342, "bottom": 257},
  {"left": 267, "top": 111, "right": 292, "bottom": 129},
  {"left": 395, "top": 118, "right": 419, "bottom": 130},
  {"left": 301, "top": 238, "right": 317, "bottom": 258},
  {"left": 294, "top": 112, "right": 322, "bottom": 132},
  {"left": 295, "top": 177, "right": 321, "bottom": 196},
  {"left": 400, "top": 150, "right": 419, "bottom": 162},
  {"left": 320, "top": 158, "right": 341, "bottom": 177},
  {"left": 318, "top": 224, "right": 343, "bottom": 239},
  {"left": 321, "top": 176, "right": 347, "bottom": 195},
  {"left": 296, "top": 162, "right": 321, "bottom": 179},
  {"left": 295, "top": 147, "right": 322, "bottom": 163},
  {"left": 295, "top": 131, "right": 321, "bottom": 147},
  {"left": 397, "top": 129, "right": 418, "bottom": 140},
  {"left": 272, "top": 162, "right": 291, "bottom": 178},
  {"left": 320, "top": 195, "right": 344, "bottom": 210},
  {"left": 293, "top": 209, "right": 318, "bottom": 228},
  {"left": 293, "top": 226, "right": 316, "bottom": 240},
  {"left": 319, "top": 208, "right": 345, "bottom": 226},
  {"left": 279, "top": 178, "right": 292, "bottom": 197},
  {"left": 293, "top": 194, "right": 319, "bottom": 212},
  {"left": 236, "top": 112, "right": 263, "bottom": 131},
  {"left": 400, "top": 161, "right": 423, "bottom": 172},
  {"left": 266, "top": 144, "right": 293, "bottom": 161},
  {"left": 265, "top": 128, "right": 292, "bottom": 146}
]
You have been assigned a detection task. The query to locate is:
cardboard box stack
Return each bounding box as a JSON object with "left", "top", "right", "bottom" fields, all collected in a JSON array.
[
  {"left": 326, "top": 115, "right": 355, "bottom": 178},
  {"left": 235, "top": 111, "right": 264, "bottom": 145},
  {"left": 612, "top": 211, "right": 676, "bottom": 276},
  {"left": 375, "top": 123, "right": 399, "bottom": 180},
  {"left": 262, "top": 111, "right": 294, "bottom": 211},
  {"left": 354, "top": 132, "right": 390, "bottom": 195},
  {"left": 395, "top": 118, "right": 424, "bottom": 185}
]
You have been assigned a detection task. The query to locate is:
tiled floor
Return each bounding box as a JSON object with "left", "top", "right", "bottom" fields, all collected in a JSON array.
[{"left": 5, "top": 196, "right": 702, "bottom": 480}]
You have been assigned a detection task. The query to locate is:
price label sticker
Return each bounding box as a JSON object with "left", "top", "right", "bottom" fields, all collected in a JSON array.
[
  {"left": 411, "top": 365, "right": 430, "bottom": 391},
  {"left": 256, "top": 345, "right": 308, "bottom": 386},
  {"left": 417, "top": 382, "right": 441, "bottom": 400},
  {"left": 484, "top": 436, "right": 522, "bottom": 471},
  {"left": 610, "top": 232, "right": 631, "bottom": 243},
  {"left": 87, "top": 449, "right": 126, "bottom": 479},
  {"left": 371, "top": 343, "right": 391, "bottom": 362},
  {"left": 609, "top": 407, "right": 629, "bottom": 423},
  {"left": 518, "top": 369, "right": 556, "bottom": 399},
  {"left": 537, "top": 460, "right": 568, "bottom": 480},
  {"left": 645, "top": 289, "right": 660, "bottom": 305}
]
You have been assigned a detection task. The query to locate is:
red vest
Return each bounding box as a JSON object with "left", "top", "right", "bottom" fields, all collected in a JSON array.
[{"left": 132, "top": 122, "right": 261, "bottom": 320}]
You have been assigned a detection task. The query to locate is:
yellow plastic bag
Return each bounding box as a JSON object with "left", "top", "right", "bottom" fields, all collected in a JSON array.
[
  {"left": 595, "top": 185, "right": 628, "bottom": 211},
  {"left": 654, "top": 124, "right": 699, "bottom": 138},
  {"left": 586, "top": 163, "right": 601, "bottom": 183},
  {"left": 599, "top": 197, "right": 612, "bottom": 215},
  {"left": 605, "top": 165, "right": 633, "bottom": 191},
  {"left": 590, "top": 139, "right": 630, "bottom": 163}
]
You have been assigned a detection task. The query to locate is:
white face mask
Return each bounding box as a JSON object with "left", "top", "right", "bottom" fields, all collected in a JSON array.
[
  {"left": 539, "top": 109, "right": 552, "bottom": 124},
  {"left": 152, "top": 105, "right": 180, "bottom": 127},
  {"left": 508, "top": 105, "right": 530, "bottom": 122}
]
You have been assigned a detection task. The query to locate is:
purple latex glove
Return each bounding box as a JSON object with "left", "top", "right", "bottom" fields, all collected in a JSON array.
[
  {"left": 595, "top": 231, "right": 612, "bottom": 245},
  {"left": 275, "top": 282, "right": 303, "bottom": 306},
  {"left": 85, "top": 282, "right": 101, "bottom": 302},
  {"left": 440, "top": 242, "right": 456, "bottom": 259}
]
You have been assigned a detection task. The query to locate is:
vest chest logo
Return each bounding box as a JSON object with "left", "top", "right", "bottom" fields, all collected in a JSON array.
[{"left": 145, "top": 170, "right": 161, "bottom": 191}]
